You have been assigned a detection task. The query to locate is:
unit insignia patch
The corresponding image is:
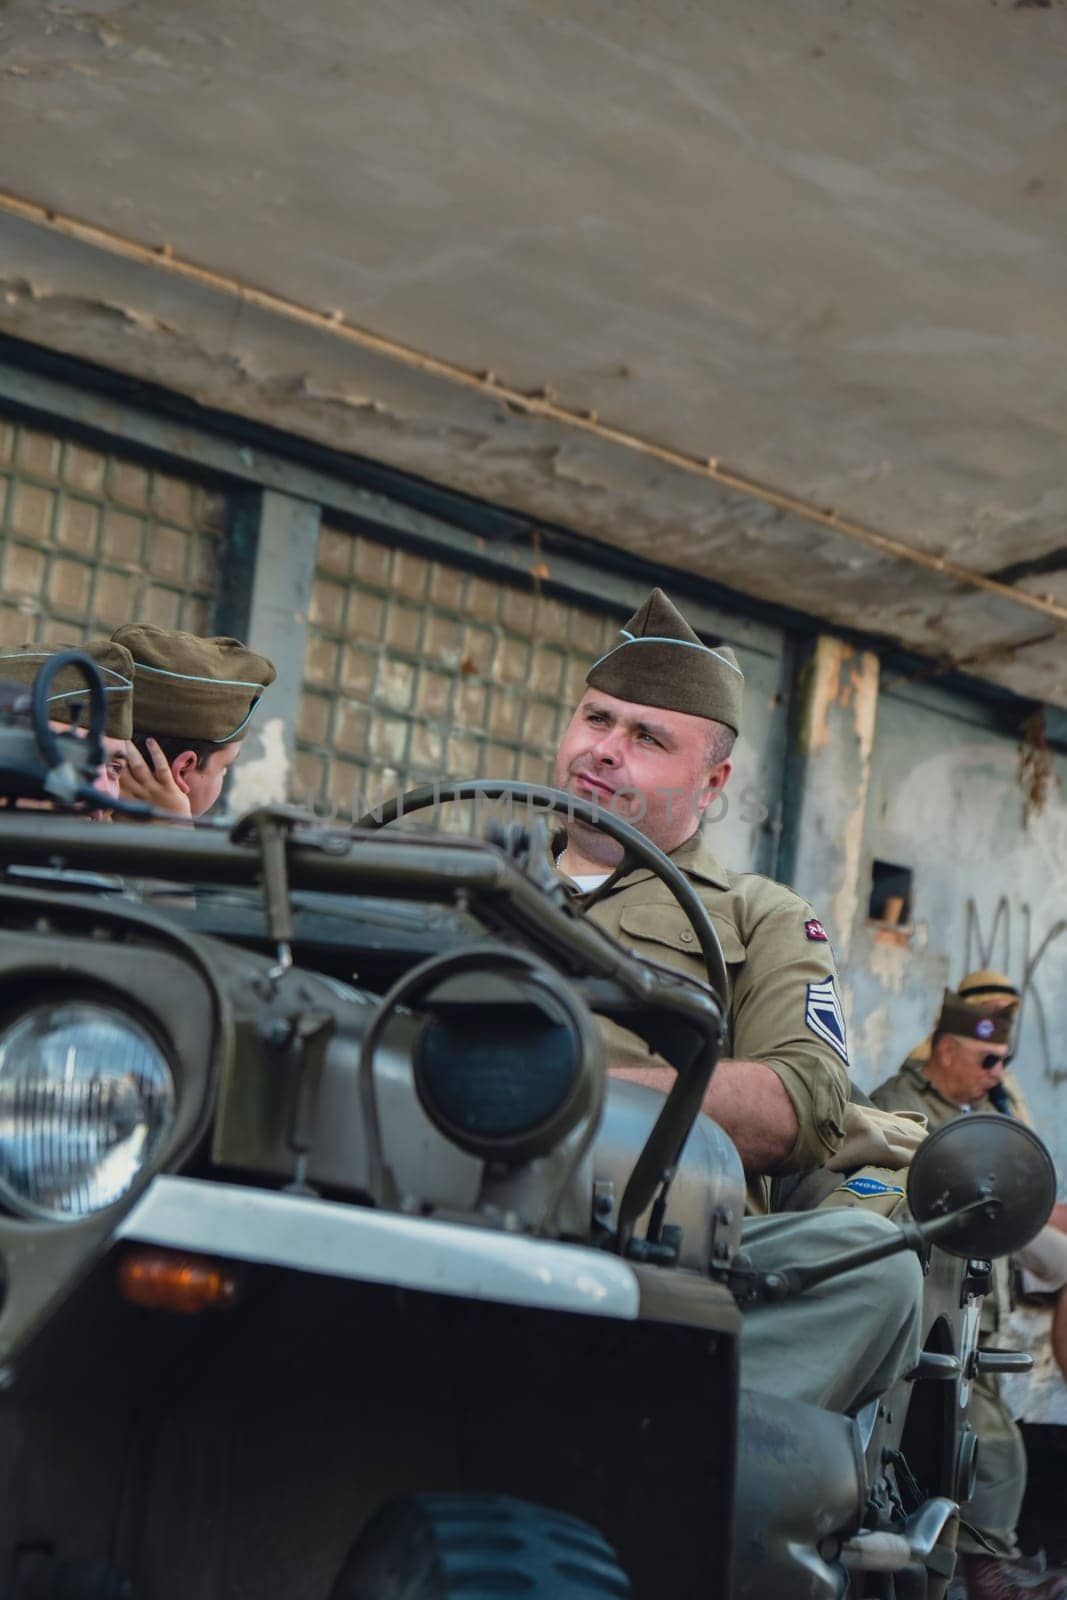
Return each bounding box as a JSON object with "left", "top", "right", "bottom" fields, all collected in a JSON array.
[{"left": 836, "top": 1176, "right": 906, "bottom": 1199}]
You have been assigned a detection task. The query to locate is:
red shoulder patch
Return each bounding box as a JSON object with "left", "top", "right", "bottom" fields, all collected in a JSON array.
[{"left": 805, "top": 918, "right": 829, "bottom": 942}]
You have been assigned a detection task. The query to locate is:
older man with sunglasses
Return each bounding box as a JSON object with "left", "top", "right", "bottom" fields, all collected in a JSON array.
[{"left": 873, "top": 989, "right": 1065, "bottom": 1600}]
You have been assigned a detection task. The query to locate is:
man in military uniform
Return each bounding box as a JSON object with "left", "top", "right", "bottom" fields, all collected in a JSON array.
[
  {"left": 896, "top": 970, "right": 1029, "bottom": 1119},
  {"left": 112, "top": 625, "right": 275, "bottom": 818},
  {"left": 873, "top": 987, "right": 1067, "bottom": 1600},
  {"left": 551, "top": 588, "right": 923, "bottom": 1414},
  {"left": 898, "top": 969, "right": 1067, "bottom": 1253},
  {"left": 0, "top": 638, "right": 136, "bottom": 812}
]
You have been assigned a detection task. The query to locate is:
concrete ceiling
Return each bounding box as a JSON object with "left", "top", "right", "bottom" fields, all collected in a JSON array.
[{"left": 1, "top": 0, "right": 1066, "bottom": 705}]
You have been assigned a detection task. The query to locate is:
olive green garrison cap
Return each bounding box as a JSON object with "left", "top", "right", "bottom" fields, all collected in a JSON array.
[
  {"left": 113, "top": 624, "right": 276, "bottom": 743},
  {"left": 586, "top": 588, "right": 744, "bottom": 733},
  {"left": 0, "top": 638, "right": 135, "bottom": 739},
  {"left": 935, "top": 988, "right": 1015, "bottom": 1048}
]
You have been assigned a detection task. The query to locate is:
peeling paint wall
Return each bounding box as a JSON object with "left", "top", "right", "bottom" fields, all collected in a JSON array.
[
  {"left": 842, "top": 680, "right": 1067, "bottom": 1191},
  {"left": 227, "top": 714, "right": 290, "bottom": 814},
  {"left": 784, "top": 636, "right": 879, "bottom": 966}
]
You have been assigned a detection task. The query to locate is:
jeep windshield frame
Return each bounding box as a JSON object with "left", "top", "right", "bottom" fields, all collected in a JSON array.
[{"left": 0, "top": 807, "right": 724, "bottom": 1247}]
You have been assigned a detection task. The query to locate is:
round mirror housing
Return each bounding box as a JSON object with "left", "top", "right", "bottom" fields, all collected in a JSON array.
[{"left": 907, "top": 1113, "right": 1056, "bottom": 1259}]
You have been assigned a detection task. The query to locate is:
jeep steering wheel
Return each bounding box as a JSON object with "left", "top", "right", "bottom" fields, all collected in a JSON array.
[{"left": 355, "top": 779, "right": 728, "bottom": 1012}]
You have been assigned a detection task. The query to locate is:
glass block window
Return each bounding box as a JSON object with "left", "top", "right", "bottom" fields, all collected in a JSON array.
[
  {"left": 294, "top": 524, "right": 625, "bottom": 816},
  {"left": 0, "top": 411, "right": 226, "bottom": 652}
]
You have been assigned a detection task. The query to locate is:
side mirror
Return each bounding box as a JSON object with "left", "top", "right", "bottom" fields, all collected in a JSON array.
[{"left": 907, "top": 1113, "right": 1056, "bottom": 1259}]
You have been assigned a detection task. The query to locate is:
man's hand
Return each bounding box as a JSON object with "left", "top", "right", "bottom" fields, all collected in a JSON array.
[{"left": 118, "top": 738, "right": 192, "bottom": 820}]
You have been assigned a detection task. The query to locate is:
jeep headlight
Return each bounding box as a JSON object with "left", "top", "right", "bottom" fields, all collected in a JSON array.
[
  {"left": 413, "top": 985, "right": 600, "bottom": 1164},
  {"left": 0, "top": 1001, "right": 176, "bottom": 1220}
]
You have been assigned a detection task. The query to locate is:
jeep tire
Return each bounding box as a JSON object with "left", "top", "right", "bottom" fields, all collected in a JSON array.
[{"left": 328, "top": 1492, "right": 632, "bottom": 1599}]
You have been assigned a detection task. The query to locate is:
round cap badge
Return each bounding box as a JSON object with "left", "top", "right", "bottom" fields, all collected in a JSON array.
[{"left": 976, "top": 1018, "right": 995, "bottom": 1039}]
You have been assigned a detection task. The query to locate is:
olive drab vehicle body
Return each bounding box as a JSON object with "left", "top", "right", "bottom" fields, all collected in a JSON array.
[{"left": 0, "top": 660, "right": 1054, "bottom": 1600}]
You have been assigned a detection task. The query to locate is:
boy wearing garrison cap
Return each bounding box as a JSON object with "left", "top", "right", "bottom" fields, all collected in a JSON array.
[
  {"left": 550, "top": 588, "right": 924, "bottom": 1416},
  {"left": 113, "top": 625, "right": 275, "bottom": 818},
  {"left": 873, "top": 991, "right": 1067, "bottom": 1600},
  {"left": 0, "top": 638, "right": 136, "bottom": 812}
]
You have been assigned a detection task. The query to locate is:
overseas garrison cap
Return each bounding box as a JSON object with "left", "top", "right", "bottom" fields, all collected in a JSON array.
[
  {"left": 0, "top": 638, "right": 134, "bottom": 739},
  {"left": 907, "top": 968, "right": 1020, "bottom": 1065},
  {"left": 586, "top": 588, "right": 744, "bottom": 733},
  {"left": 935, "top": 988, "right": 1015, "bottom": 1048},
  {"left": 113, "top": 624, "right": 276, "bottom": 744}
]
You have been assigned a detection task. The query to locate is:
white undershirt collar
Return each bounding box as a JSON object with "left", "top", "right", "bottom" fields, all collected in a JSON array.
[{"left": 568, "top": 871, "right": 611, "bottom": 892}]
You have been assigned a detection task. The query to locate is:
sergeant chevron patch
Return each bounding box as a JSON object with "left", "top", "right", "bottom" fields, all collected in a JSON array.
[{"left": 805, "top": 976, "right": 849, "bottom": 1065}]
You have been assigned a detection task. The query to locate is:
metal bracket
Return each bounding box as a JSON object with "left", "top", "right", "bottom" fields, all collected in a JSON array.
[
  {"left": 232, "top": 808, "right": 296, "bottom": 982},
  {"left": 231, "top": 806, "right": 333, "bottom": 985},
  {"left": 257, "top": 1005, "right": 335, "bottom": 1194},
  {"left": 961, "top": 1258, "right": 993, "bottom": 1306},
  {"left": 906, "top": 1351, "right": 961, "bottom": 1382}
]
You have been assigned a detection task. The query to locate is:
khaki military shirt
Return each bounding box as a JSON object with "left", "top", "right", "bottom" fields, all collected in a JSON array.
[
  {"left": 871, "top": 1061, "right": 1027, "bottom": 1130},
  {"left": 897, "top": 1037, "right": 1032, "bottom": 1128},
  {"left": 573, "top": 830, "right": 849, "bottom": 1178}
]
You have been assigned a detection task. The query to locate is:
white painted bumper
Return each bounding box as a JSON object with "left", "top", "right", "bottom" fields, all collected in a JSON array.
[{"left": 118, "top": 1176, "right": 640, "bottom": 1321}]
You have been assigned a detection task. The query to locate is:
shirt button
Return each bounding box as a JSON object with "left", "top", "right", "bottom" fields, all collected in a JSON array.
[{"left": 679, "top": 929, "right": 694, "bottom": 943}]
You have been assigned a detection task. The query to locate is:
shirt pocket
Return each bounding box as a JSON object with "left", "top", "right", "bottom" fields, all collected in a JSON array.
[{"left": 617, "top": 904, "right": 746, "bottom": 967}]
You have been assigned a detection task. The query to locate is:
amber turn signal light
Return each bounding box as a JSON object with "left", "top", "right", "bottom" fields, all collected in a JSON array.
[{"left": 117, "top": 1248, "right": 241, "bottom": 1314}]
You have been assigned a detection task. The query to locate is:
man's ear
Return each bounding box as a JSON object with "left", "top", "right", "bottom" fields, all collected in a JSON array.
[
  {"left": 170, "top": 749, "right": 199, "bottom": 796},
  {"left": 930, "top": 1034, "right": 952, "bottom": 1072},
  {"left": 708, "top": 758, "right": 732, "bottom": 794},
  {"left": 695, "top": 759, "right": 733, "bottom": 815}
]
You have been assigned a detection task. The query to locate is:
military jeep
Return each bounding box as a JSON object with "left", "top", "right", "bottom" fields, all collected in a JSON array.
[{"left": 0, "top": 657, "right": 1054, "bottom": 1600}]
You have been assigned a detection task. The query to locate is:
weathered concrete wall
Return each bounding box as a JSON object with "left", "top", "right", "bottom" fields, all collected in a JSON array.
[
  {"left": 775, "top": 631, "right": 1067, "bottom": 1191},
  {"left": 780, "top": 636, "right": 880, "bottom": 965},
  {"left": 226, "top": 490, "right": 321, "bottom": 813},
  {"left": 842, "top": 681, "right": 1067, "bottom": 1190}
]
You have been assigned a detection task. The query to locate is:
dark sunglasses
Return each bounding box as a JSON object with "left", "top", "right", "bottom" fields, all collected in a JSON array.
[{"left": 979, "top": 1052, "right": 1005, "bottom": 1070}]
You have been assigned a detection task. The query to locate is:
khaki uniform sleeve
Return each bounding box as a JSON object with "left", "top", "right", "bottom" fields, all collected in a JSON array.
[
  {"left": 588, "top": 881, "right": 848, "bottom": 1172},
  {"left": 729, "top": 896, "right": 848, "bottom": 1173}
]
